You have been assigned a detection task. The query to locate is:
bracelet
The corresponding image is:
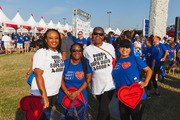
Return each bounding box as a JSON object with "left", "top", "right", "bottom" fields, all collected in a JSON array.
[{"left": 26, "top": 73, "right": 30, "bottom": 75}]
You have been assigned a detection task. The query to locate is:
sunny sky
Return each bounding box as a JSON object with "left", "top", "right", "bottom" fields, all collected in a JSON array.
[{"left": 1, "top": 0, "right": 180, "bottom": 31}]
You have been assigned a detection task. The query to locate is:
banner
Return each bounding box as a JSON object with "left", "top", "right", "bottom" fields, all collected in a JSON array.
[{"left": 76, "top": 18, "right": 90, "bottom": 38}]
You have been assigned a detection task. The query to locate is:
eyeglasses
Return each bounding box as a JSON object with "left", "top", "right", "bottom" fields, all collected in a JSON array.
[
  {"left": 78, "top": 34, "right": 82, "bottom": 35},
  {"left": 71, "top": 49, "right": 82, "bottom": 52},
  {"left": 93, "top": 32, "right": 104, "bottom": 36}
]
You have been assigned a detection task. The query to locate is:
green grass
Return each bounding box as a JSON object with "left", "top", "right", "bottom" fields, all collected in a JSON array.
[{"left": 0, "top": 52, "right": 180, "bottom": 120}]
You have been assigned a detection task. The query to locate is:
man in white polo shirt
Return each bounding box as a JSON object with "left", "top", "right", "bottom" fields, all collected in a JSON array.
[{"left": 2, "top": 33, "right": 12, "bottom": 55}]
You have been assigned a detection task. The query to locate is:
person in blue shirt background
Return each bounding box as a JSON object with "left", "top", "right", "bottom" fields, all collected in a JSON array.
[
  {"left": 23, "top": 33, "right": 31, "bottom": 53},
  {"left": 67, "top": 32, "right": 76, "bottom": 43},
  {"left": 167, "top": 42, "right": 176, "bottom": 73},
  {"left": 123, "top": 30, "right": 135, "bottom": 56},
  {"left": 76, "top": 31, "right": 87, "bottom": 49},
  {"left": 58, "top": 43, "right": 92, "bottom": 120},
  {"left": 108, "top": 31, "right": 116, "bottom": 44},
  {"left": 112, "top": 39, "right": 152, "bottom": 120},
  {"left": 154, "top": 36, "right": 168, "bottom": 83},
  {"left": 17, "top": 33, "right": 24, "bottom": 54},
  {"left": 87, "top": 32, "right": 92, "bottom": 46},
  {"left": 144, "top": 37, "right": 160, "bottom": 98},
  {"left": 14, "top": 35, "right": 18, "bottom": 51}
]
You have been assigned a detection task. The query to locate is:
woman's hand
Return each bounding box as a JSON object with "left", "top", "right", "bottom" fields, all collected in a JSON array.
[
  {"left": 68, "top": 91, "right": 80, "bottom": 100},
  {"left": 41, "top": 95, "right": 49, "bottom": 108},
  {"left": 139, "top": 81, "right": 148, "bottom": 88}
]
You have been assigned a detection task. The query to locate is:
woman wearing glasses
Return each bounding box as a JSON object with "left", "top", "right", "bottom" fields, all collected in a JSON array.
[
  {"left": 58, "top": 43, "right": 92, "bottom": 120},
  {"left": 83, "top": 27, "right": 116, "bottom": 120}
]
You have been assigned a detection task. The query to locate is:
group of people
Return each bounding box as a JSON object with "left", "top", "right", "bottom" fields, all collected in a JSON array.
[
  {"left": 24, "top": 27, "right": 179, "bottom": 120},
  {"left": 0, "top": 32, "right": 44, "bottom": 55}
]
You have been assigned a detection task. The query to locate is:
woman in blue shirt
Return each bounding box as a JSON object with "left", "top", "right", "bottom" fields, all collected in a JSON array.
[
  {"left": 58, "top": 43, "right": 92, "bottom": 120},
  {"left": 112, "top": 39, "right": 152, "bottom": 120}
]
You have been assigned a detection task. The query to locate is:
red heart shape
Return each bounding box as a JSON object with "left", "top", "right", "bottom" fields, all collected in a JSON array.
[
  {"left": 122, "top": 62, "right": 131, "bottom": 69},
  {"left": 19, "top": 95, "right": 44, "bottom": 120},
  {"left": 75, "top": 71, "right": 84, "bottom": 80},
  {"left": 62, "top": 87, "right": 85, "bottom": 108},
  {"left": 117, "top": 83, "right": 144, "bottom": 109}
]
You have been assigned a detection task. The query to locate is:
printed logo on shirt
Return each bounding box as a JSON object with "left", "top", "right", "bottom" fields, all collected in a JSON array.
[
  {"left": 90, "top": 52, "right": 111, "bottom": 70},
  {"left": 171, "top": 50, "right": 174, "bottom": 52},
  {"left": 122, "top": 62, "right": 131, "bottom": 69},
  {"left": 75, "top": 71, "right": 84, "bottom": 80},
  {"left": 50, "top": 55, "right": 64, "bottom": 73}
]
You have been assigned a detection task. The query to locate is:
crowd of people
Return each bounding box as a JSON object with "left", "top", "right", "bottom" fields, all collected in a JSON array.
[
  {"left": 0, "top": 32, "right": 44, "bottom": 55},
  {"left": 1, "top": 27, "right": 180, "bottom": 120}
]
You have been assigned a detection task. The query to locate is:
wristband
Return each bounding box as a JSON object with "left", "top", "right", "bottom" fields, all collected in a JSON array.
[{"left": 26, "top": 72, "right": 30, "bottom": 75}]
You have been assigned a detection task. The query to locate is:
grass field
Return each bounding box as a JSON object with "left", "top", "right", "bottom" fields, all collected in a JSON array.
[{"left": 0, "top": 52, "right": 180, "bottom": 120}]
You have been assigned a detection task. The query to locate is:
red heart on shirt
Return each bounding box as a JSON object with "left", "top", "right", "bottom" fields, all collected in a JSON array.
[
  {"left": 19, "top": 95, "right": 44, "bottom": 120},
  {"left": 75, "top": 71, "right": 84, "bottom": 80},
  {"left": 122, "top": 62, "right": 131, "bottom": 69},
  {"left": 117, "top": 83, "right": 144, "bottom": 109}
]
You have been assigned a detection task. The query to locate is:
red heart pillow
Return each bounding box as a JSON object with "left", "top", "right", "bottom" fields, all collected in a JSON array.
[
  {"left": 117, "top": 83, "right": 144, "bottom": 109},
  {"left": 62, "top": 87, "right": 85, "bottom": 108},
  {"left": 19, "top": 95, "right": 44, "bottom": 120}
]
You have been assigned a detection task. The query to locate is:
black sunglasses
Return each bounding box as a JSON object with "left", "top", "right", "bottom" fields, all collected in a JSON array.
[
  {"left": 93, "top": 32, "right": 104, "bottom": 36},
  {"left": 71, "top": 49, "right": 82, "bottom": 52}
]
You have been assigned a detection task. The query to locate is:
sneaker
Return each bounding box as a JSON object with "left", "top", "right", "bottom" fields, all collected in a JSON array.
[{"left": 147, "top": 95, "right": 151, "bottom": 99}]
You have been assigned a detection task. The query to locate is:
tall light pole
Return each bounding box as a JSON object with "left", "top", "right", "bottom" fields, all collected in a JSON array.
[
  {"left": 63, "top": 18, "right": 66, "bottom": 25},
  {"left": 107, "top": 11, "right": 112, "bottom": 28}
]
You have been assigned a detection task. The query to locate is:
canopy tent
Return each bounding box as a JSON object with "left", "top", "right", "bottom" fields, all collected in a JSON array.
[
  {"left": 0, "top": 6, "right": 18, "bottom": 28},
  {"left": 90, "top": 27, "right": 93, "bottom": 33},
  {"left": 48, "top": 19, "right": 56, "bottom": 29},
  {"left": 12, "top": 10, "right": 31, "bottom": 29},
  {"left": 63, "top": 22, "right": 69, "bottom": 32},
  {"left": 104, "top": 27, "right": 108, "bottom": 34},
  {"left": 115, "top": 28, "right": 121, "bottom": 36},
  {"left": 38, "top": 16, "right": 49, "bottom": 30},
  {"left": 56, "top": 20, "right": 63, "bottom": 33}
]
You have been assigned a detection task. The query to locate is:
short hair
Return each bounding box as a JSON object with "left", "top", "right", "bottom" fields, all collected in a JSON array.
[
  {"left": 92, "top": 27, "right": 105, "bottom": 38},
  {"left": 147, "top": 37, "right": 154, "bottom": 45},
  {"left": 123, "top": 30, "right": 131, "bottom": 40},
  {"left": 43, "top": 29, "right": 61, "bottom": 53}
]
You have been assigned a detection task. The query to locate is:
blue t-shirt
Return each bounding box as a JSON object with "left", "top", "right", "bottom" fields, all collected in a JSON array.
[
  {"left": 58, "top": 58, "right": 92, "bottom": 104},
  {"left": 76, "top": 38, "right": 87, "bottom": 46},
  {"left": 130, "top": 41, "right": 135, "bottom": 56},
  {"left": 87, "top": 37, "right": 92, "bottom": 46},
  {"left": 68, "top": 36, "right": 74, "bottom": 43},
  {"left": 175, "top": 41, "right": 179, "bottom": 51},
  {"left": 169, "top": 47, "right": 176, "bottom": 60},
  {"left": 144, "top": 46, "right": 159, "bottom": 68},
  {"left": 112, "top": 56, "right": 148, "bottom": 100},
  {"left": 17, "top": 35, "right": 24, "bottom": 44},
  {"left": 14, "top": 37, "right": 18, "bottom": 44},
  {"left": 155, "top": 43, "right": 168, "bottom": 67},
  {"left": 109, "top": 36, "right": 116, "bottom": 44},
  {"left": 23, "top": 36, "right": 31, "bottom": 42}
]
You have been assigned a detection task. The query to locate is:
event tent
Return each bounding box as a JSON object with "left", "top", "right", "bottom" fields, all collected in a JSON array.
[
  {"left": 115, "top": 28, "right": 121, "bottom": 35},
  {"left": 12, "top": 10, "right": 31, "bottom": 29},
  {"left": 48, "top": 19, "right": 56, "bottom": 29},
  {"left": 63, "top": 22, "right": 69, "bottom": 32},
  {"left": 0, "top": 6, "right": 18, "bottom": 28},
  {"left": 56, "top": 20, "right": 63, "bottom": 33},
  {"left": 38, "top": 16, "right": 49, "bottom": 30}
]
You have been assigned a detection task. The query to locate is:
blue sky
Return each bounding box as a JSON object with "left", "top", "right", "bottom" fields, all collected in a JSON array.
[{"left": 1, "top": 0, "right": 180, "bottom": 31}]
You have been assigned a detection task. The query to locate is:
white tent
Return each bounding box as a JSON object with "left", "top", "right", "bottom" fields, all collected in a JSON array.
[
  {"left": 12, "top": 10, "right": 31, "bottom": 30},
  {"left": 0, "top": 6, "right": 18, "bottom": 29},
  {"left": 115, "top": 28, "right": 121, "bottom": 35},
  {"left": 56, "top": 20, "right": 63, "bottom": 33},
  {"left": 48, "top": 19, "right": 55, "bottom": 29},
  {"left": 63, "top": 22, "right": 69, "bottom": 32},
  {"left": 27, "top": 13, "right": 37, "bottom": 27},
  {"left": 104, "top": 27, "right": 108, "bottom": 34},
  {"left": 38, "top": 16, "right": 49, "bottom": 30}
]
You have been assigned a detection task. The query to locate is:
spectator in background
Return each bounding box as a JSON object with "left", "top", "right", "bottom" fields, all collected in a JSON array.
[
  {"left": 76, "top": 31, "right": 87, "bottom": 49},
  {"left": 123, "top": 30, "right": 134, "bottom": 56},
  {"left": 134, "top": 36, "right": 143, "bottom": 57},
  {"left": 67, "top": 32, "right": 76, "bottom": 43},
  {"left": 61, "top": 33, "right": 73, "bottom": 60},
  {"left": 17, "top": 33, "right": 24, "bottom": 54},
  {"left": 87, "top": 32, "right": 92, "bottom": 46},
  {"left": 2, "top": 33, "right": 12, "bottom": 55},
  {"left": 108, "top": 31, "right": 116, "bottom": 44},
  {"left": 24, "top": 33, "right": 31, "bottom": 53},
  {"left": 14, "top": 35, "right": 18, "bottom": 51}
]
